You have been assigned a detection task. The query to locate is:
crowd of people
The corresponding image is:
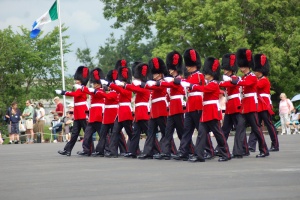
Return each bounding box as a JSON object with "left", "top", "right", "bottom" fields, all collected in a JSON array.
[{"left": 52, "top": 47, "right": 299, "bottom": 163}]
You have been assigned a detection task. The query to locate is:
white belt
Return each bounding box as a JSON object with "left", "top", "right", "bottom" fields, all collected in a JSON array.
[
  {"left": 260, "top": 93, "right": 272, "bottom": 105},
  {"left": 104, "top": 105, "right": 118, "bottom": 108},
  {"left": 90, "top": 103, "right": 104, "bottom": 108},
  {"left": 203, "top": 100, "right": 220, "bottom": 110},
  {"left": 227, "top": 93, "right": 240, "bottom": 100},
  {"left": 170, "top": 95, "right": 183, "bottom": 100},
  {"left": 135, "top": 102, "right": 148, "bottom": 107},
  {"left": 188, "top": 92, "right": 203, "bottom": 97},
  {"left": 151, "top": 97, "right": 166, "bottom": 103},
  {"left": 119, "top": 102, "right": 131, "bottom": 106},
  {"left": 243, "top": 92, "right": 258, "bottom": 104},
  {"left": 74, "top": 102, "right": 87, "bottom": 106}
]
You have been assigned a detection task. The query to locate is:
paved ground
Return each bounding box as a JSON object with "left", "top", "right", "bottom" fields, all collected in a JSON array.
[{"left": 1, "top": 135, "right": 300, "bottom": 200}]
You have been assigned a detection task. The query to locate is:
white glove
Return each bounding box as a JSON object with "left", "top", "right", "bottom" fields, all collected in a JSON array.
[
  {"left": 146, "top": 80, "right": 156, "bottom": 87},
  {"left": 132, "top": 80, "right": 141, "bottom": 86},
  {"left": 180, "top": 81, "right": 190, "bottom": 87},
  {"left": 55, "top": 90, "right": 62, "bottom": 95},
  {"left": 88, "top": 88, "right": 95, "bottom": 93},
  {"left": 222, "top": 75, "right": 231, "bottom": 82},
  {"left": 73, "top": 84, "right": 82, "bottom": 90},
  {"left": 164, "top": 77, "right": 174, "bottom": 83},
  {"left": 100, "top": 79, "right": 108, "bottom": 85},
  {"left": 115, "top": 80, "right": 124, "bottom": 86}
]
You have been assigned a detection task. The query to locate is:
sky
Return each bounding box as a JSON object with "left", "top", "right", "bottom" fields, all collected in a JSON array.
[{"left": 0, "top": 0, "right": 123, "bottom": 75}]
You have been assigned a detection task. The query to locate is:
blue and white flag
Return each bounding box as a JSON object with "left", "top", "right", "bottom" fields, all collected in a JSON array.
[{"left": 30, "top": 1, "right": 58, "bottom": 39}]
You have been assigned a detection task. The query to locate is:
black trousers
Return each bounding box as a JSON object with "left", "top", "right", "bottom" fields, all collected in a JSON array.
[
  {"left": 178, "top": 110, "right": 210, "bottom": 156},
  {"left": 194, "top": 120, "right": 231, "bottom": 159},
  {"left": 82, "top": 122, "right": 102, "bottom": 153},
  {"left": 64, "top": 119, "right": 87, "bottom": 152},
  {"left": 220, "top": 113, "right": 246, "bottom": 156},
  {"left": 161, "top": 113, "right": 190, "bottom": 155},
  {"left": 109, "top": 119, "right": 133, "bottom": 156},
  {"left": 248, "top": 110, "right": 279, "bottom": 150},
  {"left": 128, "top": 120, "right": 149, "bottom": 155},
  {"left": 243, "top": 112, "right": 269, "bottom": 154}
]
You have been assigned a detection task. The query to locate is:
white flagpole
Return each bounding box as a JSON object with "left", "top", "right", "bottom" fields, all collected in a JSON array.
[{"left": 57, "top": 0, "right": 67, "bottom": 116}]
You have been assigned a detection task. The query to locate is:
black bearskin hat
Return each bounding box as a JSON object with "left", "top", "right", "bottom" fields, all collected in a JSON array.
[
  {"left": 183, "top": 48, "right": 201, "bottom": 70},
  {"left": 134, "top": 63, "right": 150, "bottom": 82},
  {"left": 131, "top": 61, "right": 142, "bottom": 75},
  {"left": 253, "top": 54, "right": 270, "bottom": 76},
  {"left": 202, "top": 57, "right": 221, "bottom": 81},
  {"left": 221, "top": 53, "right": 238, "bottom": 73},
  {"left": 118, "top": 67, "right": 132, "bottom": 83},
  {"left": 149, "top": 57, "right": 168, "bottom": 76},
  {"left": 90, "top": 68, "right": 105, "bottom": 84},
  {"left": 166, "top": 50, "right": 183, "bottom": 75},
  {"left": 236, "top": 48, "right": 254, "bottom": 69},
  {"left": 115, "top": 59, "right": 127, "bottom": 70},
  {"left": 74, "top": 66, "right": 90, "bottom": 86},
  {"left": 106, "top": 69, "right": 118, "bottom": 83}
]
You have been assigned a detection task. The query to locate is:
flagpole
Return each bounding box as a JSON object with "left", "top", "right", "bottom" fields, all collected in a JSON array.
[{"left": 57, "top": 0, "right": 66, "bottom": 116}]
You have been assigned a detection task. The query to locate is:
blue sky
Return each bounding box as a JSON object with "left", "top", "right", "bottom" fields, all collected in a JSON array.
[{"left": 0, "top": 0, "right": 123, "bottom": 75}]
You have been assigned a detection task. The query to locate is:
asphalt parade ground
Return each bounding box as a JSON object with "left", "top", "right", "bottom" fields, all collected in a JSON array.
[{"left": 1, "top": 135, "right": 300, "bottom": 200}]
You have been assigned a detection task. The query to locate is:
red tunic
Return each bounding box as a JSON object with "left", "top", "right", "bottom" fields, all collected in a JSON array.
[
  {"left": 160, "top": 79, "right": 185, "bottom": 116},
  {"left": 125, "top": 84, "right": 150, "bottom": 122},
  {"left": 219, "top": 75, "right": 242, "bottom": 114},
  {"left": 192, "top": 80, "right": 222, "bottom": 122},
  {"left": 82, "top": 87, "right": 104, "bottom": 123},
  {"left": 184, "top": 71, "right": 205, "bottom": 112},
  {"left": 256, "top": 76, "right": 272, "bottom": 113},
  {"left": 144, "top": 84, "right": 168, "bottom": 119},
  {"left": 109, "top": 83, "right": 133, "bottom": 122},
  {"left": 236, "top": 72, "right": 258, "bottom": 114},
  {"left": 65, "top": 89, "right": 88, "bottom": 120}
]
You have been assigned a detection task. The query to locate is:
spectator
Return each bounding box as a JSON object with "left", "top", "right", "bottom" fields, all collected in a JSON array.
[
  {"left": 49, "top": 113, "right": 62, "bottom": 143},
  {"left": 290, "top": 108, "right": 300, "bottom": 134},
  {"left": 63, "top": 111, "right": 74, "bottom": 142},
  {"left": 279, "top": 93, "right": 294, "bottom": 135},
  {"left": 51, "top": 96, "right": 64, "bottom": 117},
  {"left": 5, "top": 102, "right": 22, "bottom": 144},
  {"left": 22, "top": 100, "right": 35, "bottom": 143},
  {"left": 36, "top": 102, "right": 46, "bottom": 142},
  {"left": 0, "top": 131, "right": 3, "bottom": 144}
]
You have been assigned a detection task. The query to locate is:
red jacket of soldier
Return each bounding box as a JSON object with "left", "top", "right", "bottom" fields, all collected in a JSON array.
[
  {"left": 256, "top": 76, "right": 272, "bottom": 112},
  {"left": 109, "top": 83, "right": 133, "bottom": 122},
  {"left": 182, "top": 71, "right": 205, "bottom": 112},
  {"left": 65, "top": 89, "right": 88, "bottom": 120},
  {"left": 124, "top": 84, "right": 150, "bottom": 122},
  {"left": 236, "top": 72, "right": 258, "bottom": 114},
  {"left": 94, "top": 89, "right": 118, "bottom": 125},
  {"left": 192, "top": 80, "right": 222, "bottom": 122},
  {"left": 143, "top": 83, "right": 168, "bottom": 119},
  {"left": 82, "top": 87, "right": 104, "bottom": 123},
  {"left": 219, "top": 75, "right": 242, "bottom": 114},
  {"left": 160, "top": 78, "right": 185, "bottom": 116}
]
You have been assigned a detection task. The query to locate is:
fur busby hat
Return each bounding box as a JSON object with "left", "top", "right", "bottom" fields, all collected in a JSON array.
[
  {"left": 115, "top": 59, "right": 127, "bottom": 70},
  {"left": 149, "top": 57, "right": 168, "bottom": 76},
  {"left": 118, "top": 67, "right": 132, "bottom": 83},
  {"left": 90, "top": 68, "right": 105, "bottom": 84},
  {"left": 202, "top": 57, "right": 221, "bottom": 81},
  {"left": 134, "top": 63, "right": 150, "bottom": 82},
  {"left": 236, "top": 48, "right": 254, "bottom": 69},
  {"left": 166, "top": 50, "right": 183, "bottom": 75},
  {"left": 183, "top": 48, "right": 201, "bottom": 70},
  {"left": 131, "top": 61, "right": 142, "bottom": 75},
  {"left": 74, "top": 66, "right": 90, "bottom": 86},
  {"left": 221, "top": 53, "right": 238, "bottom": 73},
  {"left": 106, "top": 69, "right": 118, "bottom": 83},
  {"left": 253, "top": 54, "right": 270, "bottom": 76}
]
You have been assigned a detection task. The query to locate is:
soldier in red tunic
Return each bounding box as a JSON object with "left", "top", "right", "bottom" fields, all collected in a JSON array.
[
  {"left": 248, "top": 54, "right": 279, "bottom": 152},
  {"left": 186, "top": 57, "right": 231, "bottom": 162},
  {"left": 218, "top": 53, "right": 247, "bottom": 158},
  {"left": 138, "top": 58, "right": 169, "bottom": 159},
  {"left": 231, "top": 48, "right": 269, "bottom": 158},
  {"left": 76, "top": 68, "right": 105, "bottom": 156},
  {"left": 105, "top": 60, "right": 134, "bottom": 158},
  {"left": 57, "top": 66, "right": 89, "bottom": 156}
]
